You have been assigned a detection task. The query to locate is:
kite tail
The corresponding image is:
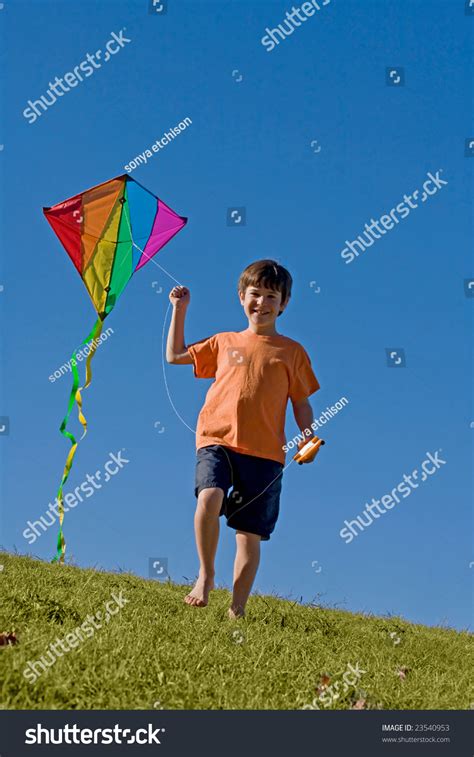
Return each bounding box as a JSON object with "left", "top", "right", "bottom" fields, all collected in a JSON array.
[{"left": 53, "top": 316, "right": 103, "bottom": 563}]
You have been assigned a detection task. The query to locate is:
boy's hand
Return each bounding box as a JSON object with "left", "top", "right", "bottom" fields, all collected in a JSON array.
[
  {"left": 295, "top": 437, "right": 323, "bottom": 464},
  {"left": 169, "top": 285, "right": 190, "bottom": 310},
  {"left": 294, "top": 436, "right": 325, "bottom": 465},
  {"left": 296, "top": 438, "right": 313, "bottom": 463}
]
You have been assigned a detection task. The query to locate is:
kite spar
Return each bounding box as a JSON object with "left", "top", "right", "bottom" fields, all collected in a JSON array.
[{"left": 44, "top": 174, "right": 187, "bottom": 562}]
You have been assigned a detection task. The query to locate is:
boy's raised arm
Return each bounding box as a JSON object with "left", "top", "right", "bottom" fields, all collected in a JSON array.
[{"left": 166, "top": 286, "right": 193, "bottom": 364}]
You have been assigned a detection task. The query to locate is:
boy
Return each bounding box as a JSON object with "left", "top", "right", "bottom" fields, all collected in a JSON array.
[{"left": 166, "top": 259, "right": 320, "bottom": 619}]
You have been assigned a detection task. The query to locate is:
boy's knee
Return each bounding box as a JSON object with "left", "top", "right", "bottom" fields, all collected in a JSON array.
[
  {"left": 236, "top": 530, "right": 261, "bottom": 542},
  {"left": 197, "top": 487, "right": 224, "bottom": 513},
  {"left": 235, "top": 530, "right": 262, "bottom": 552}
]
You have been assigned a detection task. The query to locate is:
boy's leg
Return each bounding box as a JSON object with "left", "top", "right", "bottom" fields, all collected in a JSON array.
[
  {"left": 184, "top": 486, "right": 224, "bottom": 607},
  {"left": 229, "top": 530, "right": 261, "bottom": 618}
]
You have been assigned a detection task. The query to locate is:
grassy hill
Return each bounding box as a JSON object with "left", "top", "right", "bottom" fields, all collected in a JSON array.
[{"left": 0, "top": 552, "right": 472, "bottom": 710}]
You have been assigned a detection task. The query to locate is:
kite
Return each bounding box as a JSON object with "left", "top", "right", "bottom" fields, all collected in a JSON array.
[{"left": 43, "top": 174, "right": 187, "bottom": 562}]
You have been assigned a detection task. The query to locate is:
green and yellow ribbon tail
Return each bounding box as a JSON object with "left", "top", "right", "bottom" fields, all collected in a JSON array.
[{"left": 53, "top": 316, "right": 104, "bottom": 563}]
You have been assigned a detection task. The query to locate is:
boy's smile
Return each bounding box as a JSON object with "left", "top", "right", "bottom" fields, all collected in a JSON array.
[{"left": 239, "top": 285, "right": 289, "bottom": 335}]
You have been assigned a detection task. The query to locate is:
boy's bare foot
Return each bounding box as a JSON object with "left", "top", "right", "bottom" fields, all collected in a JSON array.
[
  {"left": 228, "top": 605, "right": 245, "bottom": 619},
  {"left": 184, "top": 575, "right": 214, "bottom": 607}
]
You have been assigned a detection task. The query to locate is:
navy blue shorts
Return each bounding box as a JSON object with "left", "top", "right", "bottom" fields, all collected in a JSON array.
[{"left": 194, "top": 445, "right": 284, "bottom": 541}]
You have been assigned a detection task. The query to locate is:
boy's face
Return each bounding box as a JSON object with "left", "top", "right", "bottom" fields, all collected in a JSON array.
[{"left": 239, "top": 284, "right": 289, "bottom": 326}]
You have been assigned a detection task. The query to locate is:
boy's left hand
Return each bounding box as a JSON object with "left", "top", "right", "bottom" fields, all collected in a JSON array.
[
  {"left": 294, "top": 436, "right": 325, "bottom": 464},
  {"left": 296, "top": 438, "right": 313, "bottom": 463}
]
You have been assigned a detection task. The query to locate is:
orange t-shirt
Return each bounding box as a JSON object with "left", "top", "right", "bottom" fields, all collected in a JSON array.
[{"left": 187, "top": 329, "right": 320, "bottom": 464}]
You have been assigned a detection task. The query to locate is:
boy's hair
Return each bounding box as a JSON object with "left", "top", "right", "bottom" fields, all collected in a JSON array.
[{"left": 237, "top": 260, "right": 292, "bottom": 317}]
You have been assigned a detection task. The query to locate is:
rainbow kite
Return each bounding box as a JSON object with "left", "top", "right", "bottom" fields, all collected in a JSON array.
[{"left": 44, "top": 174, "right": 187, "bottom": 562}]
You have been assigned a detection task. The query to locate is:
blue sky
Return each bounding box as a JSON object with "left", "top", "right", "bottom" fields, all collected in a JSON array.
[{"left": 0, "top": 0, "right": 472, "bottom": 631}]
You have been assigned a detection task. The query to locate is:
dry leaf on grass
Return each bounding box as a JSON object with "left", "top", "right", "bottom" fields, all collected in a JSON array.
[
  {"left": 0, "top": 632, "right": 18, "bottom": 647},
  {"left": 397, "top": 666, "right": 409, "bottom": 680},
  {"left": 316, "top": 674, "right": 331, "bottom": 695}
]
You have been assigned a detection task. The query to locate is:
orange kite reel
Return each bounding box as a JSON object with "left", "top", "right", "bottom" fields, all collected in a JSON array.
[{"left": 293, "top": 435, "right": 325, "bottom": 465}]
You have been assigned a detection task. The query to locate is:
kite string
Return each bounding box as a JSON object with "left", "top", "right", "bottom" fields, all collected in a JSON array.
[
  {"left": 122, "top": 207, "right": 184, "bottom": 287},
  {"left": 133, "top": 241, "right": 184, "bottom": 287}
]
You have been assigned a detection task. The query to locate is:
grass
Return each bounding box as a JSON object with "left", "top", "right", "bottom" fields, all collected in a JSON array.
[{"left": 0, "top": 552, "right": 472, "bottom": 710}]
